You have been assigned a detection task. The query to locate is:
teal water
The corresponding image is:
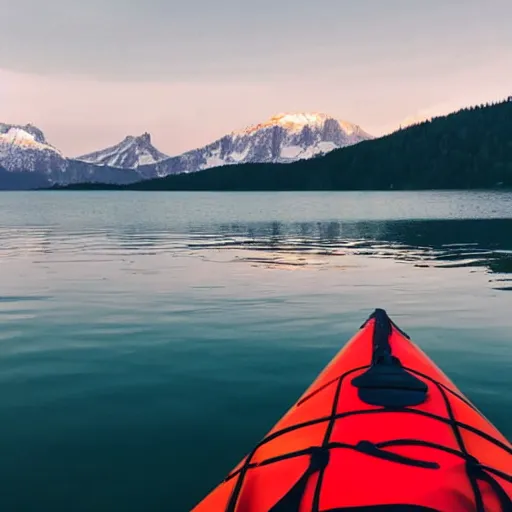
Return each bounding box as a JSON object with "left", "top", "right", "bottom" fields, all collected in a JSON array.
[{"left": 0, "top": 191, "right": 511, "bottom": 511}]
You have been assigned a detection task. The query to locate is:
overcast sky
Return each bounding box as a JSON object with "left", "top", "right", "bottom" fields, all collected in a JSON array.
[{"left": 1, "top": 0, "right": 511, "bottom": 156}]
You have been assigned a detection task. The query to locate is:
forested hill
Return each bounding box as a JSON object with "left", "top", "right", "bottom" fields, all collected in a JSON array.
[{"left": 63, "top": 98, "right": 512, "bottom": 191}]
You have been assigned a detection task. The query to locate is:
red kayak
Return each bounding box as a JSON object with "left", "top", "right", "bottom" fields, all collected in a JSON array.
[{"left": 192, "top": 309, "right": 512, "bottom": 511}]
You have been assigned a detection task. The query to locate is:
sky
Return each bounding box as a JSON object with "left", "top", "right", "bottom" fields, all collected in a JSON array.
[{"left": 1, "top": 0, "right": 511, "bottom": 157}]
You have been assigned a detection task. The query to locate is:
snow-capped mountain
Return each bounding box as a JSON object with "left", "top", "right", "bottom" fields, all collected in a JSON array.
[
  {"left": 0, "top": 113, "right": 373, "bottom": 188},
  {"left": 0, "top": 123, "right": 67, "bottom": 174},
  {"left": 0, "top": 123, "right": 140, "bottom": 187},
  {"left": 139, "top": 113, "right": 373, "bottom": 179},
  {"left": 77, "top": 132, "right": 169, "bottom": 169}
]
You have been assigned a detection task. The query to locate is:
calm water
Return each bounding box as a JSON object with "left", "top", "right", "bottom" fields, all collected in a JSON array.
[{"left": 0, "top": 191, "right": 511, "bottom": 511}]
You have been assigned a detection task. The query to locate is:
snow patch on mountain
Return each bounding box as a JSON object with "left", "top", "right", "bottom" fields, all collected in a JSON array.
[
  {"left": 77, "top": 133, "right": 169, "bottom": 169},
  {"left": 280, "top": 145, "right": 303, "bottom": 159}
]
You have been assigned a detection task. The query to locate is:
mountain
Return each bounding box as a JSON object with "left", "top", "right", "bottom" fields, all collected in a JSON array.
[
  {"left": 0, "top": 123, "right": 67, "bottom": 174},
  {"left": 72, "top": 97, "right": 510, "bottom": 191},
  {"left": 138, "top": 113, "right": 373, "bottom": 179},
  {"left": 0, "top": 113, "right": 371, "bottom": 189},
  {"left": 77, "top": 133, "right": 169, "bottom": 169},
  {"left": 0, "top": 123, "right": 140, "bottom": 188}
]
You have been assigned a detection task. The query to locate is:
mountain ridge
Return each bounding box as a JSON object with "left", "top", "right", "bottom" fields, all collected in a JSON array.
[
  {"left": 0, "top": 111, "right": 372, "bottom": 188},
  {"left": 56, "top": 98, "right": 512, "bottom": 191}
]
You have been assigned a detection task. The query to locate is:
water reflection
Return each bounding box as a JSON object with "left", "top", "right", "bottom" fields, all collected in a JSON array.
[
  {"left": 186, "top": 219, "right": 512, "bottom": 289},
  {"left": 1, "top": 219, "right": 511, "bottom": 290}
]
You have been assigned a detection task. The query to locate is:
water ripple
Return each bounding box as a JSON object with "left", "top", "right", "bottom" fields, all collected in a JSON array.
[{"left": 1, "top": 217, "right": 511, "bottom": 289}]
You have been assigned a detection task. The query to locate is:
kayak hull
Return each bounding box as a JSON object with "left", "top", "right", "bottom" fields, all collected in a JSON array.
[{"left": 192, "top": 309, "right": 512, "bottom": 511}]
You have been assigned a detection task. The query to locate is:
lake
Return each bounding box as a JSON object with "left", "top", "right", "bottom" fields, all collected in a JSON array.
[{"left": 0, "top": 190, "right": 511, "bottom": 511}]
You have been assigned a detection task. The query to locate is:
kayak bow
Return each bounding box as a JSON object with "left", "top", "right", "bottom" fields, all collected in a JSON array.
[{"left": 192, "top": 308, "right": 512, "bottom": 511}]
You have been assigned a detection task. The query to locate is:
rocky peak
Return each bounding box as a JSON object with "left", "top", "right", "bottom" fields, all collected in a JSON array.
[{"left": 77, "top": 131, "right": 168, "bottom": 169}]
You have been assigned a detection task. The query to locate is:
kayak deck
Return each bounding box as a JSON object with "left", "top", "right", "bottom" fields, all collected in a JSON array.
[{"left": 192, "top": 309, "right": 512, "bottom": 512}]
